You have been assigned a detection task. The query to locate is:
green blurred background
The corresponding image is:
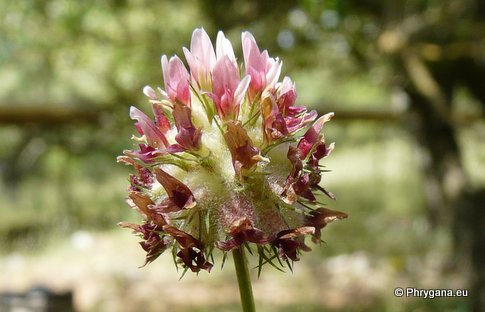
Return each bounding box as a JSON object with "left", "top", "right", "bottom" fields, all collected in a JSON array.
[{"left": 1, "top": 0, "right": 484, "bottom": 311}]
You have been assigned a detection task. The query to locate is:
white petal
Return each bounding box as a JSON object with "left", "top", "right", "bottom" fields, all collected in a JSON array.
[
  {"left": 160, "top": 55, "right": 169, "bottom": 87},
  {"left": 234, "top": 75, "right": 251, "bottom": 105},
  {"left": 143, "top": 85, "right": 157, "bottom": 100},
  {"left": 157, "top": 87, "right": 168, "bottom": 99},
  {"left": 325, "top": 142, "right": 336, "bottom": 158},
  {"left": 266, "top": 59, "right": 282, "bottom": 88},
  {"left": 216, "top": 31, "right": 236, "bottom": 63}
]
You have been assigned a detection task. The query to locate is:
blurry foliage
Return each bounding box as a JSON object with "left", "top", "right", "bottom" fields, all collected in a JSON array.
[
  {"left": 0, "top": 0, "right": 209, "bottom": 249},
  {"left": 0, "top": 0, "right": 206, "bottom": 106},
  {"left": 0, "top": 1, "right": 484, "bottom": 310},
  {"left": 0, "top": 0, "right": 482, "bottom": 252}
]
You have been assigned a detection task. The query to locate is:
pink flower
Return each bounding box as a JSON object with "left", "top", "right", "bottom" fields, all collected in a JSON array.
[
  {"left": 211, "top": 55, "right": 251, "bottom": 120},
  {"left": 151, "top": 103, "right": 171, "bottom": 134},
  {"left": 119, "top": 29, "right": 346, "bottom": 273},
  {"left": 172, "top": 103, "right": 201, "bottom": 151},
  {"left": 216, "top": 31, "right": 236, "bottom": 63},
  {"left": 242, "top": 31, "right": 282, "bottom": 99},
  {"left": 297, "top": 112, "right": 334, "bottom": 159},
  {"left": 161, "top": 55, "right": 190, "bottom": 105},
  {"left": 276, "top": 77, "right": 299, "bottom": 115},
  {"left": 183, "top": 28, "right": 216, "bottom": 90},
  {"left": 276, "top": 77, "right": 317, "bottom": 133},
  {"left": 261, "top": 93, "right": 289, "bottom": 143},
  {"left": 129, "top": 106, "right": 168, "bottom": 148},
  {"left": 123, "top": 144, "right": 165, "bottom": 164},
  {"left": 223, "top": 121, "right": 262, "bottom": 179},
  {"left": 282, "top": 113, "right": 336, "bottom": 204}
]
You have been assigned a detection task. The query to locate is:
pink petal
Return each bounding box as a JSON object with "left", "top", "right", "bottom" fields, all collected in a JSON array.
[
  {"left": 212, "top": 55, "right": 241, "bottom": 119},
  {"left": 242, "top": 31, "right": 263, "bottom": 71},
  {"left": 224, "top": 121, "right": 261, "bottom": 178},
  {"left": 297, "top": 112, "right": 334, "bottom": 159},
  {"left": 172, "top": 104, "right": 201, "bottom": 150},
  {"left": 285, "top": 110, "right": 317, "bottom": 133},
  {"left": 161, "top": 55, "right": 190, "bottom": 105},
  {"left": 213, "top": 55, "right": 239, "bottom": 95},
  {"left": 183, "top": 28, "right": 216, "bottom": 90},
  {"left": 242, "top": 31, "right": 268, "bottom": 97},
  {"left": 129, "top": 106, "right": 168, "bottom": 148},
  {"left": 124, "top": 144, "right": 166, "bottom": 164},
  {"left": 190, "top": 28, "right": 216, "bottom": 70},
  {"left": 261, "top": 93, "right": 288, "bottom": 142},
  {"left": 216, "top": 31, "right": 235, "bottom": 62},
  {"left": 233, "top": 75, "right": 251, "bottom": 108},
  {"left": 266, "top": 58, "right": 282, "bottom": 88},
  {"left": 151, "top": 103, "right": 171, "bottom": 134}
]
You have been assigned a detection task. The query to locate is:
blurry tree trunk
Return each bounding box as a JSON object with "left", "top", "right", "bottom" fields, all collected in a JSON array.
[
  {"left": 457, "top": 189, "right": 485, "bottom": 310},
  {"left": 402, "top": 54, "right": 485, "bottom": 310},
  {"left": 455, "top": 57, "right": 485, "bottom": 311}
]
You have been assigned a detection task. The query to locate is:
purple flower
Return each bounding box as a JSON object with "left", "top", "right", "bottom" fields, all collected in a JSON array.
[{"left": 119, "top": 29, "right": 346, "bottom": 273}]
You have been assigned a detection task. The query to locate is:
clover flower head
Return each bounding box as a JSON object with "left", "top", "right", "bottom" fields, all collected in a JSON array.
[{"left": 118, "top": 28, "right": 347, "bottom": 274}]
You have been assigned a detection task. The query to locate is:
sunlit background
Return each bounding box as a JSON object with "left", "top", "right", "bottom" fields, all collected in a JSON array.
[{"left": 1, "top": 0, "right": 484, "bottom": 311}]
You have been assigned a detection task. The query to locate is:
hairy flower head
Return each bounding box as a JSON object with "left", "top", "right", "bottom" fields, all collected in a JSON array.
[{"left": 118, "top": 28, "right": 347, "bottom": 273}]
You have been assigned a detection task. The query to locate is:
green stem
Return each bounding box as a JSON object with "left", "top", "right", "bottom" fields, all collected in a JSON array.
[{"left": 233, "top": 246, "right": 256, "bottom": 312}]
